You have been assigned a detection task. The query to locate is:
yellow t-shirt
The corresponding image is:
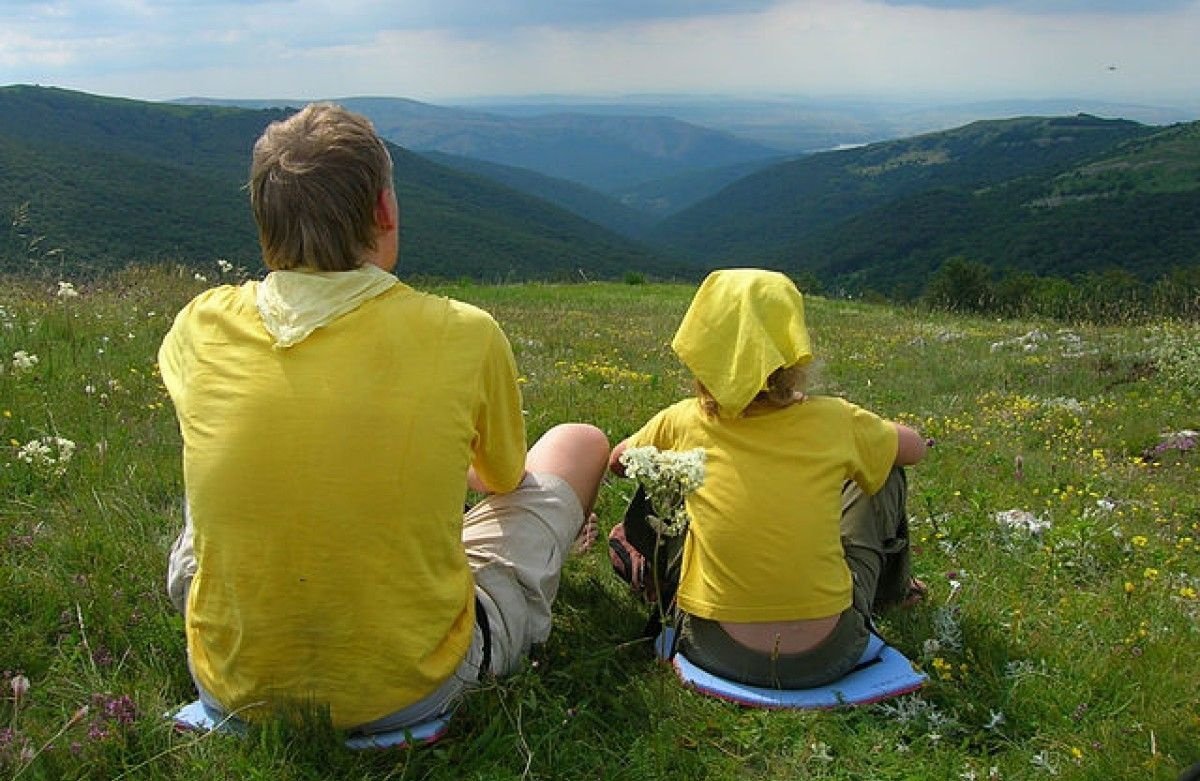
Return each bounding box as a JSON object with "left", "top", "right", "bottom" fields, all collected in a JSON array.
[
  {"left": 629, "top": 396, "right": 897, "bottom": 622},
  {"left": 158, "top": 280, "right": 526, "bottom": 728}
]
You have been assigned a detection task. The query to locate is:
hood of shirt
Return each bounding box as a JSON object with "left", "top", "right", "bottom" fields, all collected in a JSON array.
[
  {"left": 670, "top": 268, "right": 812, "bottom": 418},
  {"left": 255, "top": 264, "right": 398, "bottom": 348}
]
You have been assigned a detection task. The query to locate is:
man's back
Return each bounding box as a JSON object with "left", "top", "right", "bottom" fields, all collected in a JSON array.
[{"left": 159, "top": 278, "right": 526, "bottom": 728}]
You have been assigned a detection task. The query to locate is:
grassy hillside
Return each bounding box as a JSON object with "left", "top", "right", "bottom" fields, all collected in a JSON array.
[
  {"left": 1, "top": 269, "right": 1197, "bottom": 779},
  {"left": 0, "top": 86, "right": 675, "bottom": 281},
  {"left": 648, "top": 115, "right": 1178, "bottom": 288}
]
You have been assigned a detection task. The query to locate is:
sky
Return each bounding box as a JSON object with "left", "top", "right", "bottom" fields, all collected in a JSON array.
[{"left": 1, "top": 0, "right": 1198, "bottom": 108}]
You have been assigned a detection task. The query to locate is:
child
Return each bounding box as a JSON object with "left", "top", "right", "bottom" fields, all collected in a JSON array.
[{"left": 609, "top": 269, "right": 926, "bottom": 688}]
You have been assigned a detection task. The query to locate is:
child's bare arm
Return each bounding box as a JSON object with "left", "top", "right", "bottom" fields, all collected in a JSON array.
[
  {"left": 894, "top": 423, "right": 927, "bottom": 466},
  {"left": 608, "top": 438, "right": 632, "bottom": 476}
]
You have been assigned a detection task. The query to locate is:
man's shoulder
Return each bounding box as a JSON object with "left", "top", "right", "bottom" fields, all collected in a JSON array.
[
  {"left": 183, "top": 281, "right": 255, "bottom": 312},
  {"left": 387, "top": 287, "right": 503, "bottom": 338},
  {"left": 170, "top": 282, "right": 256, "bottom": 328}
]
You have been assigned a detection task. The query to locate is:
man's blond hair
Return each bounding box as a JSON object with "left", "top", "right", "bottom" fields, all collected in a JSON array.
[{"left": 249, "top": 103, "right": 394, "bottom": 271}]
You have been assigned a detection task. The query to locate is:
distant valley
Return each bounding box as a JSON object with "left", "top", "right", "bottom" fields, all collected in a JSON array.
[{"left": 174, "top": 96, "right": 783, "bottom": 198}]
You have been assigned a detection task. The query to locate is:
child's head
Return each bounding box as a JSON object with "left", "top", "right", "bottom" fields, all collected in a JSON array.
[
  {"left": 672, "top": 269, "right": 812, "bottom": 418},
  {"left": 695, "top": 363, "right": 807, "bottom": 418},
  {"left": 250, "top": 102, "right": 394, "bottom": 271}
]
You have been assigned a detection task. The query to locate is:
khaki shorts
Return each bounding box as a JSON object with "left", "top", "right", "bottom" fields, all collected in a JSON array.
[{"left": 169, "top": 471, "right": 586, "bottom": 733}]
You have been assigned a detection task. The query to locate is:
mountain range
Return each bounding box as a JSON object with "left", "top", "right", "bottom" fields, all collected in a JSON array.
[
  {"left": 650, "top": 113, "right": 1200, "bottom": 294},
  {"left": 3, "top": 85, "right": 1198, "bottom": 293},
  {"left": 174, "top": 96, "right": 781, "bottom": 195},
  {"left": 0, "top": 86, "right": 674, "bottom": 280}
]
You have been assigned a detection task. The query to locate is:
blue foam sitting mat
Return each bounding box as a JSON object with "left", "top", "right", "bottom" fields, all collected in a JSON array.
[
  {"left": 654, "top": 629, "right": 927, "bottom": 709},
  {"left": 169, "top": 699, "right": 450, "bottom": 750}
]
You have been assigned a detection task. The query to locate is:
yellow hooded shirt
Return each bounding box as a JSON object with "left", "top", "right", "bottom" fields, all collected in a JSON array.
[
  {"left": 629, "top": 396, "right": 897, "bottom": 621},
  {"left": 631, "top": 269, "right": 897, "bottom": 621},
  {"left": 158, "top": 271, "right": 526, "bottom": 728}
]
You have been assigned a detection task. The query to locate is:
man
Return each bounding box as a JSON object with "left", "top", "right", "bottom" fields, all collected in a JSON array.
[{"left": 160, "top": 103, "right": 607, "bottom": 732}]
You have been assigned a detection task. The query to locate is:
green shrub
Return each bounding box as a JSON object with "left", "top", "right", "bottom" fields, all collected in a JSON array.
[{"left": 1150, "top": 321, "right": 1200, "bottom": 397}]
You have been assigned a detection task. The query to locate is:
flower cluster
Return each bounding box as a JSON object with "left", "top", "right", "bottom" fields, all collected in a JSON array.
[
  {"left": 84, "top": 693, "right": 138, "bottom": 740},
  {"left": 16, "top": 436, "right": 76, "bottom": 478},
  {"left": 993, "top": 509, "right": 1051, "bottom": 537},
  {"left": 56, "top": 281, "right": 80, "bottom": 299},
  {"left": 619, "top": 445, "right": 706, "bottom": 537},
  {"left": 11, "top": 350, "right": 38, "bottom": 372}
]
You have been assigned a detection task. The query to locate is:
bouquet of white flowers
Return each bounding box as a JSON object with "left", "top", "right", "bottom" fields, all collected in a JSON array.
[{"left": 618, "top": 445, "right": 706, "bottom": 537}]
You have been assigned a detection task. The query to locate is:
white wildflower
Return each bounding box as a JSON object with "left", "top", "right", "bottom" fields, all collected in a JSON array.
[
  {"left": 194, "top": 273, "right": 208, "bottom": 282},
  {"left": 11, "top": 673, "right": 30, "bottom": 702},
  {"left": 1031, "top": 750, "right": 1059, "bottom": 775},
  {"left": 620, "top": 446, "right": 706, "bottom": 537},
  {"left": 1043, "top": 397, "right": 1084, "bottom": 416},
  {"left": 216, "top": 259, "right": 234, "bottom": 274},
  {"left": 994, "top": 509, "right": 1051, "bottom": 536},
  {"left": 985, "top": 710, "right": 1006, "bottom": 730},
  {"left": 56, "top": 280, "right": 80, "bottom": 299},
  {"left": 12, "top": 350, "right": 38, "bottom": 371},
  {"left": 17, "top": 436, "right": 76, "bottom": 478}
]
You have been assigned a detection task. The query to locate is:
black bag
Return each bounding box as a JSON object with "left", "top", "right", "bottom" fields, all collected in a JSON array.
[{"left": 607, "top": 485, "right": 687, "bottom": 638}]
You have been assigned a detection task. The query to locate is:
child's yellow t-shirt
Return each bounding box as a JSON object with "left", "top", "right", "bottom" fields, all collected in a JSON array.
[
  {"left": 158, "top": 280, "right": 526, "bottom": 728},
  {"left": 629, "top": 396, "right": 897, "bottom": 622}
]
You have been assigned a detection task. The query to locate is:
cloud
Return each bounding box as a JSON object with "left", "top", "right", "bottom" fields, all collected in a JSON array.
[
  {"left": 401, "top": 1, "right": 784, "bottom": 30},
  {"left": 2, "top": 0, "right": 1198, "bottom": 107},
  {"left": 878, "top": 0, "right": 1196, "bottom": 12}
]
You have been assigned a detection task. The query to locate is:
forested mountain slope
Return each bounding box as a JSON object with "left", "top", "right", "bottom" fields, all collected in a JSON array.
[
  {"left": 645, "top": 115, "right": 1200, "bottom": 294},
  {"left": 0, "top": 86, "right": 674, "bottom": 280}
]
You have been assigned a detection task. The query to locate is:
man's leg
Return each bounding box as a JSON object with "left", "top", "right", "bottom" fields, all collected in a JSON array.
[
  {"left": 523, "top": 423, "right": 609, "bottom": 517},
  {"left": 464, "top": 423, "right": 609, "bottom": 676}
]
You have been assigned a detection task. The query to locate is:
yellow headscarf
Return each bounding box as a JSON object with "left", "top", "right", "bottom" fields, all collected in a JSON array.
[{"left": 671, "top": 269, "right": 812, "bottom": 418}]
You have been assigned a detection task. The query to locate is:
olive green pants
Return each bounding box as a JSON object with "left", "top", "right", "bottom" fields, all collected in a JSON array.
[{"left": 678, "top": 467, "right": 912, "bottom": 688}]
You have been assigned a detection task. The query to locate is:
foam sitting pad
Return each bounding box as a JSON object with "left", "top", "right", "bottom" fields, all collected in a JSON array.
[
  {"left": 654, "top": 628, "right": 927, "bottom": 708},
  {"left": 170, "top": 699, "right": 450, "bottom": 750}
]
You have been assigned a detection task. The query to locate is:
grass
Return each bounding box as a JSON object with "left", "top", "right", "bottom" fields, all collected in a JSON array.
[{"left": 1, "top": 265, "right": 1198, "bottom": 780}]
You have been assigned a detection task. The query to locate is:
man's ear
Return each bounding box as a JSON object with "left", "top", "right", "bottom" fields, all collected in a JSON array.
[{"left": 375, "top": 189, "right": 398, "bottom": 230}]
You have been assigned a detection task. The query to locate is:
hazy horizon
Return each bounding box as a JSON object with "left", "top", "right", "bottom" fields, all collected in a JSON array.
[{"left": 2, "top": 1, "right": 1198, "bottom": 110}]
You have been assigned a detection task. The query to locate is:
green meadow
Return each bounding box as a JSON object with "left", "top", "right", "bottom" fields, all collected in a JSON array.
[{"left": 1, "top": 266, "right": 1197, "bottom": 780}]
